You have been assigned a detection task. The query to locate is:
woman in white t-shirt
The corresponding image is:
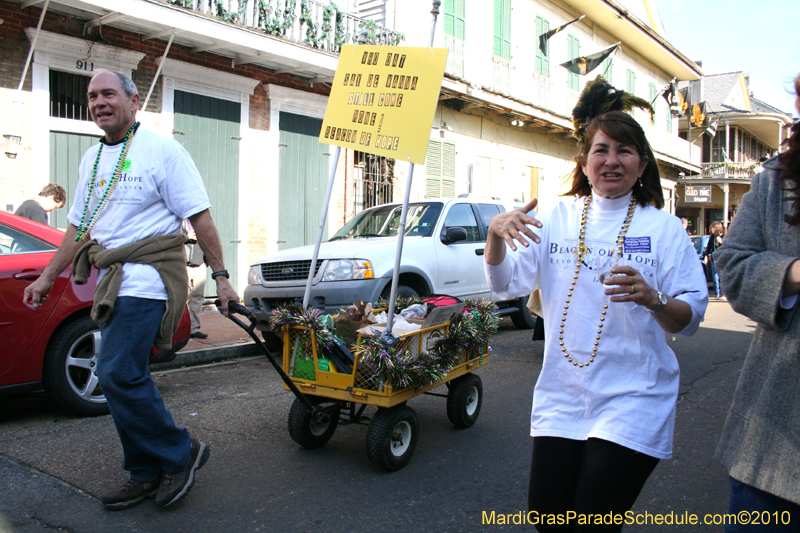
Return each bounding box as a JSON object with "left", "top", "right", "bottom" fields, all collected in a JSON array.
[{"left": 484, "top": 78, "right": 708, "bottom": 531}]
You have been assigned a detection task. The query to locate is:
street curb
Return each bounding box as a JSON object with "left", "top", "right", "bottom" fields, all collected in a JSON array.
[{"left": 151, "top": 342, "right": 261, "bottom": 371}]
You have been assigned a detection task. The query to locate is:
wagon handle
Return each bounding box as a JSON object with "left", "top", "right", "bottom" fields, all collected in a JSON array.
[{"left": 216, "top": 300, "right": 321, "bottom": 418}]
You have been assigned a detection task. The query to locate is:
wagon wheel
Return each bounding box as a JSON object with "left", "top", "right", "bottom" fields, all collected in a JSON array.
[
  {"left": 366, "top": 405, "right": 419, "bottom": 471},
  {"left": 446, "top": 373, "right": 483, "bottom": 428},
  {"left": 288, "top": 398, "right": 340, "bottom": 449}
]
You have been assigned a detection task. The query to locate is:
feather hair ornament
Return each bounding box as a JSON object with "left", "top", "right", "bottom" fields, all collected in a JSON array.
[{"left": 572, "top": 75, "right": 655, "bottom": 142}]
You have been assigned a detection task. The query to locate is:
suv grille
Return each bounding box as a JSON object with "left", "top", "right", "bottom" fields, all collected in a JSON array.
[{"left": 261, "top": 260, "right": 323, "bottom": 282}]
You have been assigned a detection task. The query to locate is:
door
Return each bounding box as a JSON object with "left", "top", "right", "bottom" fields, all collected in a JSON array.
[
  {"left": 278, "top": 112, "right": 330, "bottom": 250},
  {"left": 49, "top": 132, "right": 100, "bottom": 230},
  {"left": 173, "top": 90, "right": 241, "bottom": 296},
  {"left": 433, "top": 202, "right": 488, "bottom": 298}
]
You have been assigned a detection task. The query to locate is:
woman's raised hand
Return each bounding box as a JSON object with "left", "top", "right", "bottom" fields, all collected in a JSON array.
[{"left": 488, "top": 198, "right": 542, "bottom": 252}]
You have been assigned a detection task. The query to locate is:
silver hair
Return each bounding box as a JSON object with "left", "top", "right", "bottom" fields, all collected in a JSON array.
[{"left": 92, "top": 70, "right": 139, "bottom": 98}]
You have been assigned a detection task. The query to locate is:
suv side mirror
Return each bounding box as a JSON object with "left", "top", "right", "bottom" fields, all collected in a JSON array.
[{"left": 442, "top": 226, "right": 468, "bottom": 244}]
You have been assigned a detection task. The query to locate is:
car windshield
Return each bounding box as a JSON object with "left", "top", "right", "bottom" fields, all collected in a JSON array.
[{"left": 329, "top": 202, "right": 443, "bottom": 240}]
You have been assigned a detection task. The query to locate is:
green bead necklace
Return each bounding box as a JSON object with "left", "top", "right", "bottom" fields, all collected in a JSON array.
[{"left": 75, "top": 122, "right": 138, "bottom": 242}]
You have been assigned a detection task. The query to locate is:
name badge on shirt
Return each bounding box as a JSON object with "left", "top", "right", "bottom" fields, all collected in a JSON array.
[{"left": 624, "top": 237, "right": 651, "bottom": 254}]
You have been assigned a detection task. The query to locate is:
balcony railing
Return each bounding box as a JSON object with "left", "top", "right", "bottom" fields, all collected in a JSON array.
[
  {"left": 164, "top": 0, "right": 401, "bottom": 52},
  {"left": 444, "top": 35, "right": 465, "bottom": 80},
  {"left": 701, "top": 161, "right": 761, "bottom": 179}
]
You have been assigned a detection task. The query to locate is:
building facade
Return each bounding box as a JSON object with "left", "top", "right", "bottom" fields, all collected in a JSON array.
[
  {"left": 674, "top": 72, "right": 793, "bottom": 235},
  {"left": 1, "top": 0, "right": 703, "bottom": 296}
]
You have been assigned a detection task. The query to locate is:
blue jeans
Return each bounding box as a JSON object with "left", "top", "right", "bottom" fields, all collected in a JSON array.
[
  {"left": 710, "top": 259, "right": 722, "bottom": 297},
  {"left": 726, "top": 477, "right": 800, "bottom": 532},
  {"left": 98, "top": 297, "right": 190, "bottom": 482}
]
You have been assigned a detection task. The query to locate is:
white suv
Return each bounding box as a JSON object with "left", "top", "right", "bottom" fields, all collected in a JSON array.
[{"left": 243, "top": 197, "right": 535, "bottom": 330}]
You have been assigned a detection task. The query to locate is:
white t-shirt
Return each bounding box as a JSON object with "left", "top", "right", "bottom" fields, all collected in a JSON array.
[
  {"left": 485, "top": 192, "right": 708, "bottom": 459},
  {"left": 68, "top": 126, "right": 211, "bottom": 299}
]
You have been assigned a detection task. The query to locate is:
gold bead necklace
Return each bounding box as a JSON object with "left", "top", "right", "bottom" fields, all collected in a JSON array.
[{"left": 560, "top": 194, "right": 636, "bottom": 368}]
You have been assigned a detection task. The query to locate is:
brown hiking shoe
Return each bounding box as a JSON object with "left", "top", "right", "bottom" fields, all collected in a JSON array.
[
  {"left": 155, "top": 438, "right": 210, "bottom": 508},
  {"left": 100, "top": 477, "right": 160, "bottom": 510}
]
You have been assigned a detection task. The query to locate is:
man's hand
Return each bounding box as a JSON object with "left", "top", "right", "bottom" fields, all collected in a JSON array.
[
  {"left": 214, "top": 277, "right": 239, "bottom": 316},
  {"left": 23, "top": 276, "right": 55, "bottom": 310}
]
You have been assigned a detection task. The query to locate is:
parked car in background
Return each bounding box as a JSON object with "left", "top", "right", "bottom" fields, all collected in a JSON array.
[
  {"left": 244, "top": 197, "right": 536, "bottom": 332},
  {"left": 690, "top": 234, "right": 714, "bottom": 284},
  {"left": 0, "top": 211, "right": 191, "bottom": 416}
]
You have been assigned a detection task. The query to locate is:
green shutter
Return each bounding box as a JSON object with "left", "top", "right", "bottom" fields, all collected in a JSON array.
[
  {"left": 493, "top": 0, "right": 511, "bottom": 59},
  {"left": 567, "top": 34, "right": 579, "bottom": 90},
  {"left": 455, "top": 0, "right": 465, "bottom": 40},
  {"left": 425, "top": 140, "right": 456, "bottom": 198},
  {"left": 535, "top": 16, "right": 550, "bottom": 77},
  {"left": 627, "top": 69, "right": 635, "bottom": 93},
  {"left": 601, "top": 57, "right": 612, "bottom": 84},
  {"left": 493, "top": 0, "right": 502, "bottom": 56},
  {"left": 649, "top": 82, "right": 657, "bottom": 102},
  {"left": 445, "top": 0, "right": 465, "bottom": 39}
]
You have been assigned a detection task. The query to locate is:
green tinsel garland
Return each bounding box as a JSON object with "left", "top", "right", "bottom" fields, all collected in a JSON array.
[
  {"left": 270, "top": 298, "right": 498, "bottom": 390},
  {"left": 353, "top": 298, "right": 499, "bottom": 390}
]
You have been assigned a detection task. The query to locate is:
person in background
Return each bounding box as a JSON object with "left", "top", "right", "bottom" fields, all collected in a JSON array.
[
  {"left": 23, "top": 71, "right": 238, "bottom": 511},
  {"left": 183, "top": 219, "right": 208, "bottom": 339},
  {"left": 705, "top": 221, "right": 725, "bottom": 300},
  {"left": 714, "top": 71, "right": 800, "bottom": 532},
  {"left": 484, "top": 77, "right": 708, "bottom": 532},
  {"left": 680, "top": 217, "right": 690, "bottom": 234},
  {"left": 15, "top": 183, "right": 67, "bottom": 225}
]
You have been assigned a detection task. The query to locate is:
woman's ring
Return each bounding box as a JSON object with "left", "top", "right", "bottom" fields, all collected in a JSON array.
[{"left": 629, "top": 285, "right": 635, "bottom": 294}]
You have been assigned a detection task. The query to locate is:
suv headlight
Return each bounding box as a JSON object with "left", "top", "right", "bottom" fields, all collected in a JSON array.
[
  {"left": 247, "top": 265, "right": 262, "bottom": 285},
  {"left": 322, "top": 259, "right": 374, "bottom": 281}
]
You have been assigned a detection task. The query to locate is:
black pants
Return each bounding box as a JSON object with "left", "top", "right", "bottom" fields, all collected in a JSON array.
[{"left": 528, "top": 437, "right": 660, "bottom": 532}]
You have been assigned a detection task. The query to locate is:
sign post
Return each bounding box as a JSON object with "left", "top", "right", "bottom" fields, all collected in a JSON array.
[{"left": 316, "top": 4, "right": 447, "bottom": 341}]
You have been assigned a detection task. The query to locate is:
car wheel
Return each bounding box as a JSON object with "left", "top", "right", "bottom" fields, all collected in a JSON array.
[
  {"left": 510, "top": 296, "right": 536, "bottom": 330},
  {"left": 381, "top": 284, "right": 419, "bottom": 301},
  {"left": 42, "top": 316, "right": 109, "bottom": 417}
]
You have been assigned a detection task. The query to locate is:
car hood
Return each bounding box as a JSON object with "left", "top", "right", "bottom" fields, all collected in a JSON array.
[{"left": 250, "top": 237, "right": 426, "bottom": 265}]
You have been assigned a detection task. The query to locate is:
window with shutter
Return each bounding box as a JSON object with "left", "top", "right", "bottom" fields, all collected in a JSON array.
[
  {"left": 601, "top": 57, "right": 612, "bottom": 84},
  {"left": 535, "top": 16, "right": 550, "bottom": 77},
  {"left": 425, "top": 140, "right": 457, "bottom": 198},
  {"left": 444, "top": 0, "right": 465, "bottom": 39},
  {"left": 493, "top": 0, "right": 511, "bottom": 60},
  {"left": 626, "top": 69, "right": 636, "bottom": 94},
  {"left": 567, "top": 34, "right": 579, "bottom": 90}
]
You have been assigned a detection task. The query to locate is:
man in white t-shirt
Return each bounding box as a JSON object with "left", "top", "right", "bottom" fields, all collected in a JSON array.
[{"left": 23, "top": 71, "right": 238, "bottom": 511}]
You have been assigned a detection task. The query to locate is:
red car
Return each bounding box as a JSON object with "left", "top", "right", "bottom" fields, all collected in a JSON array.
[{"left": 0, "top": 211, "right": 191, "bottom": 416}]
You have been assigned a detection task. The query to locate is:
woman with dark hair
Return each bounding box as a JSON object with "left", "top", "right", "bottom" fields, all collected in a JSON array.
[
  {"left": 714, "top": 73, "right": 800, "bottom": 531},
  {"left": 484, "top": 77, "right": 708, "bottom": 531},
  {"left": 705, "top": 221, "right": 725, "bottom": 299}
]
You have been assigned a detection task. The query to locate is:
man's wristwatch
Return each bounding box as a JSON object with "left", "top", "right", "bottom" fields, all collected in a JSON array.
[
  {"left": 211, "top": 269, "right": 229, "bottom": 281},
  {"left": 649, "top": 290, "right": 668, "bottom": 314}
]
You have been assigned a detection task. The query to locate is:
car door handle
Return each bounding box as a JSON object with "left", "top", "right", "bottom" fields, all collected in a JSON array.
[
  {"left": 475, "top": 248, "right": 485, "bottom": 256},
  {"left": 13, "top": 270, "right": 42, "bottom": 281}
]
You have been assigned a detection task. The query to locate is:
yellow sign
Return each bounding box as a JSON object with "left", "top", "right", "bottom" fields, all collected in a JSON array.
[{"left": 319, "top": 45, "right": 448, "bottom": 164}]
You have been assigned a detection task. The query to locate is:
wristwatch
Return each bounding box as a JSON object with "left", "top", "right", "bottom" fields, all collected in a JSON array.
[
  {"left": 649, "top": 290, "right": 668, "bottom": 314},
  {"left": 211, "top": 269, "right": 230, "bottom": 281}
]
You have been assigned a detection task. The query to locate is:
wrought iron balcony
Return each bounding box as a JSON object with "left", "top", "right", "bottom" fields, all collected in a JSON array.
[
  {"left": 701, "top": 161, "right": 762, "bottom": 179},
  {"left": 164, "top": 0, "right": 402, "bottom": 52}
]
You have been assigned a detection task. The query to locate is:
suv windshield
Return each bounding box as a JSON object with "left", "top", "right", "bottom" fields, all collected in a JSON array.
[{"left": 329, "top": 202, "right": 443, "bottom": 241}]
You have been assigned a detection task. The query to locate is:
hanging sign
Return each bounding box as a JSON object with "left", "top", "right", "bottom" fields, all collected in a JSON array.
[
  {"left": 685, "top": 185, "right": 712, "bottom": 203},
  {"left": 319, "top": 45, "right": 448, "bottom": 164}
]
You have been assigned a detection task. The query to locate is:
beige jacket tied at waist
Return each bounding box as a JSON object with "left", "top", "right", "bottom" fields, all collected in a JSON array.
[{"left": 72, "top": 234, "right": 189, "bottom": 350}]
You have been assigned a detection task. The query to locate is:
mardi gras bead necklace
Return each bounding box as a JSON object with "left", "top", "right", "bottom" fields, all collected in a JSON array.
[
  {"left": 75, "top": 122, "right": 138, "bottom": 242},
  {"left": 560, "top": 194, "right": 636, "bottom": 368}
]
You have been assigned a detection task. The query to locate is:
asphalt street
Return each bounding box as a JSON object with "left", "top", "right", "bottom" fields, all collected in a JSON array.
[{"left": 0, "top": 300, "right": 752, "bottom": 533}]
